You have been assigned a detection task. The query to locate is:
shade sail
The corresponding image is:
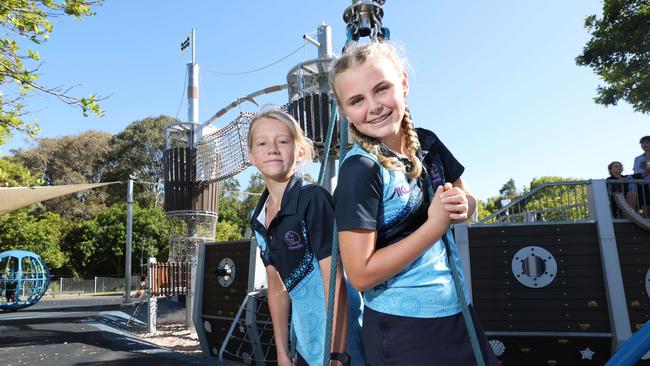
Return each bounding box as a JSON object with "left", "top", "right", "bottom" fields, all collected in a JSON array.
[{"left": 0, "top": 182, "right": 119, "bottom": 214}]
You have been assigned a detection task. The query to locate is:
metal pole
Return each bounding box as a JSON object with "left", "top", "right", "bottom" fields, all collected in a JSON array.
[
  {"left": 317, "top": 23, "right": 338, "bottom": 193},
  {"left": 589, "top": 179, "right": 632, "bottom": 351},
  {"left": 147, "top": 257, "right": 157, "bottom": 333},
  {"left": 186, "top": 28, "right": 199, "bottom": 333},
  {"left": 187, "top": 29, "right": 199, "bottom": 126},
  {"left": 124, "top": 178, "right": 134, "bottom": 303}
]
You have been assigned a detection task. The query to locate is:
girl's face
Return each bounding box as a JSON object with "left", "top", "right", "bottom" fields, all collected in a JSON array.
[
  {"left": 248, "top": 117, "right": 303, "bottom": 182},
  {"left": 334, "top": 58, "right": 408, "bottom": 144}
]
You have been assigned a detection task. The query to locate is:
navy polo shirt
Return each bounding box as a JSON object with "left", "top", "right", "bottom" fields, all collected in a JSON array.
[
  {"left": 250, "top": 175, "right": 334, "bottom": 290},
  {"left": 250, "top": 176, "right": 333, "bottom": 364},
  {"left": 250, "top": 175, "right": 366, "bottom": 366}
]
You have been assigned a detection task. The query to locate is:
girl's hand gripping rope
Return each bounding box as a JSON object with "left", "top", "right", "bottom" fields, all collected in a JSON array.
[{"left": 440, "top": 182, "right": 469, "bottom": 222}]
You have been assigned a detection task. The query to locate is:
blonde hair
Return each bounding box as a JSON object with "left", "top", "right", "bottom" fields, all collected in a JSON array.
[
  {"left": 329, "top": 42, "right": 422, "bottom": 180},
  {"left": 247, "top": 106, "right": 315, "bottom": 162}
]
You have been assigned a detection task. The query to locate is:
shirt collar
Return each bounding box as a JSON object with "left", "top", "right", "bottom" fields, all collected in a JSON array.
[{"left": 251, "top": 175, "right": 303, "bottom": 227}]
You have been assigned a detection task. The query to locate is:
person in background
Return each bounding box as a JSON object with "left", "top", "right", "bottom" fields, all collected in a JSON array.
[
  {"left": 633, "top": 136, "right": 650, "bottom": 217},
  {"left": 606, "top": 161, "right": 637, "bottom": 218}
]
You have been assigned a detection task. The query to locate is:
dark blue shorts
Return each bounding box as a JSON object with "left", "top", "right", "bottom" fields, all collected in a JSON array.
[{"left": 362, "top": 305, "right": 499, "bottom": 366}]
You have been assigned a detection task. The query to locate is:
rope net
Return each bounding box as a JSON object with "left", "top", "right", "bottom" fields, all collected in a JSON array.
[
  {"left": 219, "top": 291, "right": 281, "bottom": 364},
  {"left": 196, "top": 112, "right": 254, "bottom": 183}
]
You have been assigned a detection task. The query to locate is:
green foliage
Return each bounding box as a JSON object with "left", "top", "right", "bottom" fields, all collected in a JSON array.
[
  {"left": 0, "top": 157, "right": 43, "bottom": 186},
  {"left": 576, "top": 0, "right": 650, "bottom": 113},
  {"left": 103, "top": 115, "right": 177, "bottom": 207},
  {"left": 216, "top": 221, "right": 242, "bottom": 242},
  {"left": 522, "top": 176, "right": 587, "bottom": 222},
  {"left": 499, "top": 178, "right": 517, "bottom": 199},
  {"left": 478, "top": 176, "right": 587, "bottom": 223},
  {"left": 477, "top": 196, "right": 504, "bottom": 221},
  {"left": 0, "top": 0, "right": 104, "bottom": 145},
  {"left": 12, "top": 130, "right": 112, "bottom": 220},
  {"left": 240, "top": 173, "right": 265, "bottom": 221},
  {"left": 214, "top": 174, "right": 265, "bottom": 240},
  {"left": 63, "top": 202, "right": 169, "bottom": 276},
  {"left": 0, "top": 210, "right": 69, "bottom": 269}
]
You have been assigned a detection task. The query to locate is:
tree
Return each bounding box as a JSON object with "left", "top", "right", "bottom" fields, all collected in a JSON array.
[
  {"left": 213, "top": 173, "right": 266, "bottom": 240},
  {"left": 240, "top": 173, "right": 265, "bottom": 224},
  {"left": 216, "top": 221, "right": 242, "bottom": 242},
  {"left": 479, "top": 176, "right": 586, "bottom": 223},
  {"left": 0, "top": 157, "right": 42, "bottom": 187},
  {"left": 0, "top": 0, "right": 104, "bottom": 145},
  {"left": 63, "top": 202, "right": 169, "bottom": 276},
  {"left": 477, "top": 196, "right": 504, "bottom": 221},
  {"left": 103, "top": 115, "right": 176, "bottom": 207},
  {"left": 0, "top": 210, "right": 69, "bottom": 269},
  {"left": 576, "top": 0, "right": 650, "bottom": 113},
  {"left": 13, "top": 131, "right": 112, "bottom": 220},
  {"left": 499, "top": 178, "right": 518, "bottom": 200}
]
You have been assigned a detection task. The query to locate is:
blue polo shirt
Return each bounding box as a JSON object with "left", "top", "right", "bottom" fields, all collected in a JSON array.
[
  {"left": 250, "top": 175, "right": 365, "bottom": 366},
  {"left": 334, "top": 128, "right": 471, "bottom": 318}
]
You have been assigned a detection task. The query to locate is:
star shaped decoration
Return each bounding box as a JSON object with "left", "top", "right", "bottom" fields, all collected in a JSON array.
[{"left": 580, "top": 347, "right": 595, "bottom": 360}]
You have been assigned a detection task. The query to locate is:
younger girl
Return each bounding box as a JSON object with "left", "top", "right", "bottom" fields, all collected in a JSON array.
[
  {"left": 330, "top": 43, "right": 498, "bottom": 365},
  {"left": 247, "top": 107, "right": 364, "bottom": 366}
]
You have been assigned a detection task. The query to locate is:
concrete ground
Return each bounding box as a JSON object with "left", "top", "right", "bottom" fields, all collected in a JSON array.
[{"left": 0, "top": 295, "right": 243, "bottom": 366}]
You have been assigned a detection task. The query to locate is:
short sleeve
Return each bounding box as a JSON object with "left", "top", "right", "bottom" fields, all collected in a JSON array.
[
  {"left": 634, "top": 155, "right": 644, "bottom": 175},
  {"left": 417, "top": 128, "right": 465, "bottom": 183},
  {"left": 334, "top": 155, "right": 382, "bottom": 232},
  {"left": 304, "top": 186, "right": 336, "bottom": 261}
]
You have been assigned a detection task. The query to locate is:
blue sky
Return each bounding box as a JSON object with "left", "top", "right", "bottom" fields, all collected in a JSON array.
[{"left": 3, "top": 1, "right": 648, "bottom": 200}]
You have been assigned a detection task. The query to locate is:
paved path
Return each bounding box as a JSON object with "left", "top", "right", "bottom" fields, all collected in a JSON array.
[{"left": 0, "top": 296, "right": 240, "bottom": 366}]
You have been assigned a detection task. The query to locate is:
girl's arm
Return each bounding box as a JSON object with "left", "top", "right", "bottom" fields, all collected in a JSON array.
[
  {"left": 339, "top": 186, "right": 450, "bottom": 292},
  {"left": 319, "top": 257, "right": 349, "bottom": 366},
  {"left": 266, "top": 265, "right": 293, "bottom": 366}
]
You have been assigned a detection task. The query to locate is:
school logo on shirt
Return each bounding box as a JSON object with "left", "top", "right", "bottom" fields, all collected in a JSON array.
[
  {"left": 284, "top": 231, "right": 303, "bottom": 250},
  {"left": 428, "top": 163, "right": 444, "bottom": 187}
]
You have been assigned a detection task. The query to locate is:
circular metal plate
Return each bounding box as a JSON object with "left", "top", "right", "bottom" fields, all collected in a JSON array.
[
  {"left": 511, "top": 246, "right": 557, "bottom": 288},
  {"left": 217, "top": 257, "right": 236, "bottom": 287}
]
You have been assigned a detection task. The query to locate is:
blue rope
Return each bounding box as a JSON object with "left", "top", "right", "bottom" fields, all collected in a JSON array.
[
  {"left": 446, "top": 235, "right": 485, "bottom": 366},
  {"left": 317, "top": 102, "right": 339, "bottom": 186},
  {"left": 426, "top": 182, "right": 485, "bottom": 366},
  {"left": 322, "top": 102, "right": 343, "bottom": 366}
]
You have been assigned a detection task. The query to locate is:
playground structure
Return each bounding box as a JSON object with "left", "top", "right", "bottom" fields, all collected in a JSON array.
[
  {"left": 151, "top": 0, "right": 650, "bottom": 364},
  {"left": 0, "top": 250, "right": 50, "bottom": 311}
]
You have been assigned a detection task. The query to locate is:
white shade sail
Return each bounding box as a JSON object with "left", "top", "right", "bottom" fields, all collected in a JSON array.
[{"left": 0, "top": 182, "right": 119, "bottom": 214}]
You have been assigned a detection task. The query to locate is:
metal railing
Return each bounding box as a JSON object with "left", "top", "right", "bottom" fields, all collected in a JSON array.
[
  {"left": 479, "top": 181, "right": 591, "bottom": 225},
  {"left": 605, "top": 178, "right": 650, "bottom": 220},
  {"left": 47, "top": 276, "right": 140, "bottom": 294},
  {"left": 150, "top": 261, "right": 190, "bottom": 297}
]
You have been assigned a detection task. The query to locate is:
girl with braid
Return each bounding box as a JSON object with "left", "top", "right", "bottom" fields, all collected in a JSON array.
[{"left": 330, "top": 42, "right": 498, "bottom": 365}]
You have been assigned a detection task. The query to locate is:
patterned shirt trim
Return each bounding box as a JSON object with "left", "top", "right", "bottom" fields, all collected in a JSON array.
[{"left": 283, "top": 250, "right": 315, "bottom": 291}]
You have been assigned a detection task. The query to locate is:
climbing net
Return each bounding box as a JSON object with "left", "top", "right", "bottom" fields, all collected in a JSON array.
[
  {"left": 218, "top": 291, "right": 280, "bottom": 364},
  {"left": 195, "top": 112, "right": 254, "bottom": 183}
]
